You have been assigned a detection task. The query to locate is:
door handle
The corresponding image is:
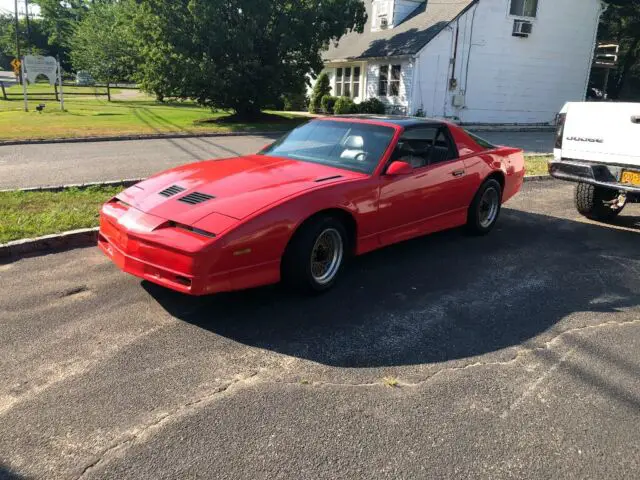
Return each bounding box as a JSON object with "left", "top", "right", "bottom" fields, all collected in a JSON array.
[
  {"left": 452, "top": 169, "right": 465, "bottom": 177},
  {"left": 632, "top": 116, "right": 640, "bottom": 124}
]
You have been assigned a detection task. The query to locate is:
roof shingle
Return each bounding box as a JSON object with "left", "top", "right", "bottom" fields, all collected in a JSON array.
[{"left": 323, "top": 0, "right": 477, "bottom": 61}]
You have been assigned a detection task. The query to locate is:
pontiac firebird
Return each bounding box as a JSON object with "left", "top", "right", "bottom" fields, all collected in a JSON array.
[{"left": 98, "top": 116, "right": 525, "bottom": 295}]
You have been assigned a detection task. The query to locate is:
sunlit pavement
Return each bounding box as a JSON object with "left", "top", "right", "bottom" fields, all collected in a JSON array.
[{"left": 1, "top": 180, "right": 638, "bottom": 479}]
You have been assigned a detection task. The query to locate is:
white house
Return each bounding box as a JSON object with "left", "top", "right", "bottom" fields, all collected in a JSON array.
[{"left": 319, "top": 0, "right": 605, "bottom": 124}]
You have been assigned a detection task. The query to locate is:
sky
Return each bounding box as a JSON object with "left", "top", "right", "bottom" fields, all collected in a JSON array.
[{"left": 0, "top": 0, "right": 40, "bottom": 17}]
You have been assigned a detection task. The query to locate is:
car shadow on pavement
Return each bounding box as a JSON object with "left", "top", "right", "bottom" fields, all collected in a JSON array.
[
  {"left": 145, "top": 208, "right": 640, "bottom": 368},
  {"left": 0, "top": 462, "right": 29, "bottom": 480}
]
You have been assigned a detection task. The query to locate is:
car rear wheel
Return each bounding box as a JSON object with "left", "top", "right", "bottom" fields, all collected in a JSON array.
[
  {"left": 282, "top": 216, "right": 348, "bottom": 293},
  {"left": 575, "top": 183, "right": 623, "bottom": 222},
  {"left": 467, "top": 178, "right": 502, "bottom": 235}
]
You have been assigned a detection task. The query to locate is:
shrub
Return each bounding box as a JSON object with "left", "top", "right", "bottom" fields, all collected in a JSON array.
[
  {"left": 320, "top": 95, "right": 337, "bottom": 114},
  {"left": 283, "top": 92, "right": 308, "bottom": 111},
  {"left": 414, "top": 108, "right": 426, "bottom": 117},
  {"left": 309, "top": 72, "right": 332, "bottom": 113},
  {"left": 357, "top": 98, "right": 386, "bottom": 114},
  {"left": 334, "top": 96, "right": 356, "bottom": 115}
]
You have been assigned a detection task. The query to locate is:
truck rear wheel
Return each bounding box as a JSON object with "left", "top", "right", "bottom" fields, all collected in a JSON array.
[{"left": 575, "top": 183, "right": 623, "bottom": 222}]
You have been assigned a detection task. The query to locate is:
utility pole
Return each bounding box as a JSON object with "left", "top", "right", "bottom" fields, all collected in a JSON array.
[
  {"left": 24, "top": 0, "right": 31, "bottom": 50},
  {"left": 14, "top": 0, "right": 22, "bottom": 84}
]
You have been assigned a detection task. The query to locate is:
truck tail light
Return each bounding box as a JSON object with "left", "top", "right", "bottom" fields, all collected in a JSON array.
[{"left": 555, "top": 113, "right": 566, "bottom": 149}]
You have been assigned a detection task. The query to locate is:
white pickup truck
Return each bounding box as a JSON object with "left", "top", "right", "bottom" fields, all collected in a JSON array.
[{"left": 549, "top": 102, "right": 640, "bottom": 221}]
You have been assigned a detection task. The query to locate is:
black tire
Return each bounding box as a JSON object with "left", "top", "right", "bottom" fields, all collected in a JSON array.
[
  {"left": 575, "top": 183, "right": 623, "bottom": 222},
  {"left": 282, "top": 216, "right": 348, "bottom": 293},
  {"left": 467, "top": 178, "right": 502, "bottom": 236}
]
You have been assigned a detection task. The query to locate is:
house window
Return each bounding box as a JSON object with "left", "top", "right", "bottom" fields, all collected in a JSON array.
[
  {"left": 378, "top": 64, "right": 401, "bottom": 97},
  {"left": 344, "top": 67, "right": 351, "bottom": 97},
  {"left": 510, "top": 0, "right": 538, "bottom": 17},
  {"left": 334, "top": 66, "right": 361, "bottom": 98},
  {"left": 353, "top": 67, "right": 361, "bottom": 99},
  {"left": 378, "top": 66, "right": 388, "bottom": 96}
]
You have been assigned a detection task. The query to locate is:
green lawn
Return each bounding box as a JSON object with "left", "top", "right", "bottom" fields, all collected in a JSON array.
[
  {"left": 0, "top": 186, "right": 120, "bottom": 244},
  {"left": 525, "top": 155, "right": 552, "bottom": 176},
  {"left": 0, "top": 84, "right": 307, "bottom": 141}
]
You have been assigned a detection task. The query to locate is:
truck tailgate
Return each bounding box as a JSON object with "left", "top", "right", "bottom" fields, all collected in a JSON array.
[{"left": 562, "top": 102, "right": 640, "bottom": 166}]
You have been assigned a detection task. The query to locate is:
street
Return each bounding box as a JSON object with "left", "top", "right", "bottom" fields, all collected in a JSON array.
[
  {"left": 0, "top": 71, "right": 16, "bottom": 88},
  {"left": 0, "top": 131, "right": 555, "bottom": 190},
  {"left": 1, "top": 180, "right": 639, "bottom": 479}
]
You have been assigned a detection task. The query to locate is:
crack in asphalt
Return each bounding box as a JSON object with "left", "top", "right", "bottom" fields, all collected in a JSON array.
[
  {"left": 284, "top": 317, "right": 640, "bottom": 390},
  {"left": 75, "top": 371, "right": 260, "bottom": 480},
  {"left": 74, "top": 317, "right": 640, "bottom": 478}
]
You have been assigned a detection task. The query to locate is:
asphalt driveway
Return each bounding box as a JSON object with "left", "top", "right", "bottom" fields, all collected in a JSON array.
[
  {"left": 1, "top": 181, "right": 638, "bottom": 479},
  {"left": 0, "top": 131, "right": 554, "bottom": 190}
]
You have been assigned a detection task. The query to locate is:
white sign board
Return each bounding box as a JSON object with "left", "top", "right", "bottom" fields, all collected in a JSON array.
[{"left": 24, "top": 55, "right": 58, "bottom": 85}]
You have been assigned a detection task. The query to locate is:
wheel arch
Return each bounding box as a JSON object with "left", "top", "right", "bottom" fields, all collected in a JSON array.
[
  {"left": 285, "top": 208, "right": 358, "bottom": 258},
  {"left": 485, "top": 170, "right": 506, "bottom": 198}
]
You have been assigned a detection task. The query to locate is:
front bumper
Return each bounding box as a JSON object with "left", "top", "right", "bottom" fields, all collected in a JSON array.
[
  {"left": 98, "top": 226, "right": 211, "bottom": 296},
  {"left": 549, "top": 159, "right": 640, "bottom": 194}
]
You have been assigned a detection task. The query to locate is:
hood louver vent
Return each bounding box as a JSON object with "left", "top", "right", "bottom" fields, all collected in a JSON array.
[
  {"left": 159, "top": 185, "right": 186, "bottom": 197},
  {"left": 178, "top": 191, "right": 216, "bottom": 205},
  {"left": 315, "top": 175, "right": 343, "bottom": 183}
]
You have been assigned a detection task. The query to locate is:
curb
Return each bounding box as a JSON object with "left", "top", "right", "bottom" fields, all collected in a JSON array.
[
  {"left": 1, "top": 178, "right": 144, "bottom": 194},
  {"left": 523, "top": 175, "right": 554, "bottom": 183},
  {"left": 0, "top": 131, "right": 286, "bottom": 147},
  {"left": 0, "top": 228, "right": 98, "bottom": 262},
  {"left": 2, "top": 175, "right": 554, "bottom": 262}
]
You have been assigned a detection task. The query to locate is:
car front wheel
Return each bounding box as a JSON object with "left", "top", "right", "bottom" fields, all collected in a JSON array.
[{"left": 282, "top": 216, "right": 347, "bottom": 293}]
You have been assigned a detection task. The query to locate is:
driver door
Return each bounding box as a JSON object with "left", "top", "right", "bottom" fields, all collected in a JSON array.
[{"left": 377, "top": 125, "right": 469, "bottom": 246}]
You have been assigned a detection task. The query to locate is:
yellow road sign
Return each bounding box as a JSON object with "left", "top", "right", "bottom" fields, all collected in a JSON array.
[{"left": 11, "top": 58, "right": 21, "bottom": 75}]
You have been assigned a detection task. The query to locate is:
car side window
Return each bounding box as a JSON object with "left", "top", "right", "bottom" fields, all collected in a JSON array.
[
  {"left": 392, "top": 127, "right": 438, "bottom": 169},
  {"left": 428, "top": 128, "right": 459, "bottom": 165}
]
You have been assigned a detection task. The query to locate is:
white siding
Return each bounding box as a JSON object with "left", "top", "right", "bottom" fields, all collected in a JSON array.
[
  {"left": 410, "top": 29, "right": 453, "bottom": 117},
  {"left": 413, "top": 0, "right": 604, "bottom": 124},
  {"left": 371, "top": 0, "right": 393, "bottom": 31},
  {"left": 366, "top": 59, "right": 414, "bottom": 113}
]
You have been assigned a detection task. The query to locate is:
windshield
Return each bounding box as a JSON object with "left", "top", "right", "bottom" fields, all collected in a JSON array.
[{"left": 260, "top": 120, "right": 396, "bottom": 174}]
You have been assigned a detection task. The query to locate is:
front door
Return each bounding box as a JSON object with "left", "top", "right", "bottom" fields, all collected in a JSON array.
[{"left": 377, "top": 125, "right": 471, "bottom": 246}]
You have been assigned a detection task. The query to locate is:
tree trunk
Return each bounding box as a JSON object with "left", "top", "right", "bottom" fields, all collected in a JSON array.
[{"left": 233, "top": 103, "right": 262, "bottom": 121}]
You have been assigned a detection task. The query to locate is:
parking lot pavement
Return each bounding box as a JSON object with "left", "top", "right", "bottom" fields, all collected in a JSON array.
[
  {"left": 0, "top": 131, "right": 554, "bottom": 190},
  {"left": 1, "top": 180, "right": 639, "bottom": 479}
]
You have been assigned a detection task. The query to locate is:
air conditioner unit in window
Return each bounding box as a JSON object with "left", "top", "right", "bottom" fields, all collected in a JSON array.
[{"left": 513, "top": 20, "right": 533, "bottom": 38}]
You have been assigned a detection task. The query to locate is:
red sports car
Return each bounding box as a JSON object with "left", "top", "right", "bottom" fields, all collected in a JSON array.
[{"left": 98, "top": 116, "right": 525, "bottom": 295}]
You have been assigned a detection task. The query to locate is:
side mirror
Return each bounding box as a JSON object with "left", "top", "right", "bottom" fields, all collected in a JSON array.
[{"left": 386, "top": 161, "right": 413, "bottom": 176}]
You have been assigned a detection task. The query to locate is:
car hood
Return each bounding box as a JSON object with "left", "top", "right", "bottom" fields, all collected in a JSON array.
[{"left": 117, "top": 154, "right": 363, "bottom": 226}]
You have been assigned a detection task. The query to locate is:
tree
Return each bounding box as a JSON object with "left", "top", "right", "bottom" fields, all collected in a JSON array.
[
  {"left": 309, "top": 71, "right": 331, "bottom": 113},
  {"left": 70, "top": 1, "right": 140, "bottom": 83},
  {"left": 31, "top": 0, "right": 99, "bottom": 69},
  {"left": 596, "top": 0, "right": 640, "bottom": 99},
  {"left": 0, "top": 14, "right": 12, "bottom": 69},
  {"left": 0, "top": 14, "right": 57, "bottom": 60},
  {"left": 136, "top": 0, "right": 367, "bottom": 117}
]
